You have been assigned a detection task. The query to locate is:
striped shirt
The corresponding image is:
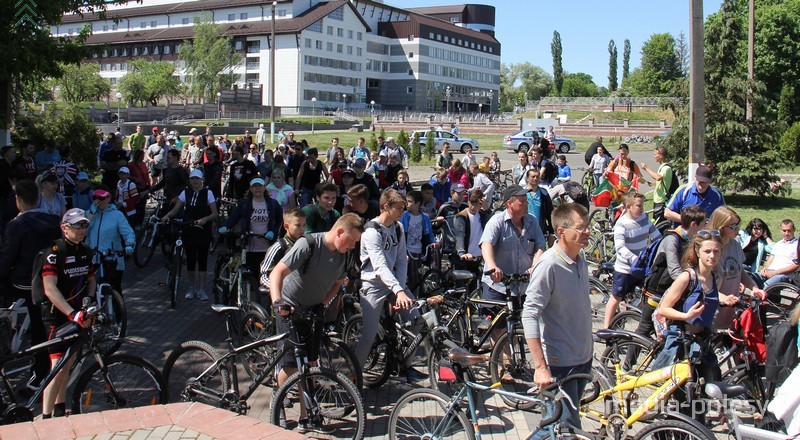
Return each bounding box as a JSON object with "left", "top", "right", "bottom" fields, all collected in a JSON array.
[{"left": 613, "top": 213, "right": 661, "bottom": 274}]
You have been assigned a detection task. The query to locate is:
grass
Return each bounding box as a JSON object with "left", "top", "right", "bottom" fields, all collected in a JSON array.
[
  {"left": 724, "top": 192, "right": 800, "bottom": 231},
  {"left": 515, "top": 108, "right": 675, "bottom": 123}
]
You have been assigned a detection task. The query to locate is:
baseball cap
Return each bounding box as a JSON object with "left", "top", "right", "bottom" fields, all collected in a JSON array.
[
  {"left": 62, "top": 208, "right": 89, "bottom": 225},
  {"left": 93, "top": 189, "right": 111, "bottom": 199},
  {"left": 41, "top": 172, "right": 58, "bottom": 183},
  {"left": 695, "top": 165, "right": 712, "bottom": 183},
  {"left": 189, "top": 128, "right": 198, "bottom": 134},
  {"left": 250, "top": 177, "right": 266, "bottom": 186},
  {"left": 378, "top": 151, "right": 387, "bottom": 158},
  {"left": 189, "top": 169, "right": 204, "bottom": 179},
  {"left": 118, "top": 166, "right": 130, "bottom": 174},
  {"left": 502, "top": 184, "right": 527, "bottom": 203},
  {"left": 152, "top": 126, "right": 159, "bottom": 132},
  {"left": 450, "top": 183, "right": 466, "bottom": 193},
  {"left": 354, "top": 158, "right": 367, "bottom": 168},
  {"left": 76, "top": 172, "right": 89, "bottom": 181},
  {"left": 342, "top": 169, "right": 356, "bottom": 177}
]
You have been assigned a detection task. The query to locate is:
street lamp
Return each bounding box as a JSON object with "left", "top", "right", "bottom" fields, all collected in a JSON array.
[
  {"left": 216, "top": 91, "right": 222, "bottom": 119},
  {"left": 311, "top": 97, "right": 317, "bottom": 134},
  {"left": 445, "top": 85, "right": 451, "bottom": 115},
  {"left": 115, "top": 92, "right": 122, "bottom": 129},
  {"left": 488, "top": 90, "right": 494, "bottom": 113},
  {"left": 370, "top": 100, "right": 375, "bottom": 115},
  {"left": 342, "top": 94, "right": 347, "bottom": 112},
  {"left": 478, "top": 103, "right": 482, "bottom": 115}
]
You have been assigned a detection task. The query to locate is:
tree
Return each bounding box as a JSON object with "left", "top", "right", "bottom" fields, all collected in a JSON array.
[
  {"left": 551, "top": 31, "right": 564, "bottom": 95},
  {"left": 608, "top": 40, "right": 618, "bottom": 92},
  {"left": 561, "top": 73, "right": 599, "bottom": 97},
  {"left": 622, "top": 39, "right": 631, "bottom": 82},
  {"left": 396, "top": 130, "right": 409, "bottom": 154},
  {"left": 675, "top": 31, "right": 690, "bottom": 76},
  {"left": 118, "top": 60, "right": 181, "bottom": 107},
  {"left": 180, "top": 15, "right": 243, "bottom": 102},
  {"left": 424, "top": 131, "right": 436, "bottom": 160},
  {"left": 13, "top": 106, "right": 101, "bottom": 172},
  {"left": 1, "top": 0, "right": 130, "bottom": 129},
  {"left": 778, "top": 84, "right": 799, "bottom": 127},
  {"left": 779, "top": 121, "right": 800, "bottom": 164},
  {"left": 754, "top": 0, "right": 800, "bottom": 121},
  {"left": 623, "top": 33, "right": 681, "bottom": 96},
  {"left": 369, "top": 132, "right": 379, "bottom": 151},
  {"left": 499, "top": 62, "right": 553, "bottom": 111},
  {"left": 52, "top": 63, "right": 110, "bottom": 103}
]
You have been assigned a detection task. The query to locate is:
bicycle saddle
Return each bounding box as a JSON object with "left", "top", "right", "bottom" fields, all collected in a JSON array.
[
  {"left": 449, "top": 270, "right": 474, "bottom": 282},
  {"left": 448, "top": 347, "right": 490, "bottom": 366},
  {"left": 594, "top": 328, "right": 654, "bottom": 348},
  {"left": 211, "top": 304, "right": 242, "bottom": 314},
  {"left": 704, "top": 381, "right": 746, "bottom": 399}
]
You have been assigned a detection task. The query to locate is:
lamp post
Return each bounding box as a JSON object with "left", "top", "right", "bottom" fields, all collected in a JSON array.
[
  {"left": 269, "top": 1, "right": 277, "bottom": 143},
  {"left": 488, "top": 90, "right": 494, "bottom": 114},
  {"left": 216, "top": 91, "right": 221, "bottom": 119},
  {"left": 115, "top": 92, "right": 122, "bottom": 129},
  {"left": 478, "top": 103, "right": 482, "bottom": 115},
  {"left": 311, "top": 97, "right": 317, "bottom": 134},
  {"left": 342, "top": 94, "right": 347, "bottom": 112},
  {"left": 445, "top": 85, "right": 451, "bottom": 115},
  {"left": 370, "top": 100, "right": 375, "bottom": 115}
]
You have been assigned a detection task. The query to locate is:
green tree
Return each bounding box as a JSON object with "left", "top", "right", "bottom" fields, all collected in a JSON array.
[
  {"left": 499, "top": 63, "right": 553, "bottom": 111},
  {"left": 118, "top": 60, "right": 181, "bottom": 107},
  {"left": 779, "top": 121, "right": 800, "bottom": 164},
  {"left": 561, "top": 73, "right": 599, "bottom": 97},
  {"left": 675, "top": 31, "right": 689, "bottom": 76},
  {"left": 180, "top": 15, "right": 243, "bottom": 102},
  {"left": 778, "top": 84, "right": 799, "bottom": 127},
  {"left": 13, "top": 106, "right": 101, "bottom": 172},
  {"left": 551, "top": 31, "right": 564, "bottom": 95},
  {"left": 623, "top": 33, "right": 681, "bottom": 96},
  {"left": 622, "top": 39, "right": 631, "bottom": 82},
  {"left": 424, "top": 131, "right": 436, "bottom": 160},
  {"left": 369, "top": 132, "right": 379, "bottom": 151},
  {"left": 396, "top": 130, "right": 409, "bottom": 154},
  {"left": 52, "top": 63, "right": 110, "bottom": 103},
  {"left": 608, "top": 40, "right": 618, "bottom": 91},
  {"left": 754, "top": 0, "right": 800, "bottom": 121}
]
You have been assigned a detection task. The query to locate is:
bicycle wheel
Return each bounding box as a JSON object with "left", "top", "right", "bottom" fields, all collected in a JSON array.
[
  {"left": 598, "top": 338, "right": 655, "bottom": 376},
  {"left": 388, "top": 388, "right": 473, "bottom": 440},
  {"left": 239, "top": 311, "right": 278, "bottom": 383},
  {"left": 723, "top": 367, "right": 768, "bottom": 414},
  {"left": 632, "top": 418, "right": 715, "bottom": 440},
  {"left": 168, "top": 250, "right": 183, "bottom": 308},
  {"left": 609, "top": 310, "right": 642, "bottom": 333},
  {"left": 269, "top": 366, "right": 365, "bottom": 440},
  {"left": 342, "top": 314, "right": 391, "bottom": 388},
  {"left": 426, "top": 339, "right": 469, "bottom": 397},
  {"left": 320, "top": 336, "right": 364, "bottom": 391},
  {"left": 435, "top": 300, "right": 468, "bottom": 348},
  {"left": 93, "top": 287, "right": 127, "bottom": 356},
  {"left": 589, "top": 276, "right": 611, "bottom": 323},
  {"left": 133, "top": 224, "right": 156, "bottom": 268},
  {"left": 489, "top": 328, "right": 535, "bottom": 410},
  {"left": 72, "top": 354, "right": 167, "bottom": 413},
  {"left": 162, "top": 340, "right": 230, "bottom": 405},
  {"left": 764, "top": 282, "right": 799, "bottom": 326}
]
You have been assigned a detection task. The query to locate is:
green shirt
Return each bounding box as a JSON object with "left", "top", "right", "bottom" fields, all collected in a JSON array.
[
  {"left": 653, "top": 162, "right": 674, "bottom": 204},
  {"left": 129, "top": 132, "right": 146, "bottom": 151}
]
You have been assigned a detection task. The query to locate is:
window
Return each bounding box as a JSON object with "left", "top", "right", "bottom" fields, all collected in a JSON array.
[
  {"left": 234, "top": 41, "right": 244, "bottom": 51},
  {"left": 316, "top": 40, "right": 323, "bottom": 49},
  {"left": 164, "top": 45, "right": 171, "bottom": 54},
  {"left": 347, "top": 46, "right": 353, "bottom": 55},
  {"left": 408, "top": 69, "right": 414, "bottom": 75},
  {"left": 151, "top": 20, "right": 157, "bottom": 27},
  {"left": 109, "top": 78, "right": 117, "bottom": 85},
  {"left": 132, "top": 47, "right": 139, "bottom": 56},
  {"left": 228, "top": 14, "right": 235, "bottom": 21},
  {"left": 112, "top": 23, "right": 118, "bottom": 30},
  {"left": 357, "top": 32, "right": 362, "bottom": 41},
  {"left": 409, "top": 52, "right": 414, "bottom": 58},
  {"left": 347, "top": 30, "right": 353, "bottom": 39},
  {"left": 450, "top": 16, "right": 459, "bottom": 23},
  {"left": 337, "top": 44, "right": 343, "bottom": 53},
  {"left": 309, "top": 20, "right": 322, "bottom": 32},
  {"left": 327, "top": 26, "right": 333, "bottom": 35},
  {"left": 328, "top": 7, "right": 343, "bottom": 20},
  {"left": 305, "top": 38, "right": 312, "bottom": 48},
  {"left": 407, "top": 86, "right": 414, "bottom": 94},
  {"left": 140, "top": 22, "right": 146, "bottom": 28},
  {"left": 327, "top": 42, "right": 333, "bottom": 51},
  {"left": 240, "top": 13, "right": 248, "bottom": 20},
  {"left": 443, "top": 36, "right": 449, "bottom": 43},
  {"left": 429, "top": 32, "right": 434, "bottom": 39},
  {"left": 277, "top": 10, "right": 287, "bottom": 17},
  {"left": 182, "top": 18, "right": 189, "bottom": 25},
  {"left": 102, "top": 25, "right": 108, "bottom": 32},
  {"left": 356, "top": 47, "right": 362, "bottom": 56},
  {"left": 142, "top": 46, "right": 149, "bottom": 55},
  {"left": 436, "top": 34, "right": 442, "bottom": 41},
  {"left": 337, "top": 28, "right": 343, "bottom": 37}
]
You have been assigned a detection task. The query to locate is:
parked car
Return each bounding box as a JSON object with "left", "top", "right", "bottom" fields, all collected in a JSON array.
[
  {"left": 409, "top": 130, "right": 479, "bottom": 153},
  {"left": 502, "top": 129, "right": 576, "bottom": 154}
]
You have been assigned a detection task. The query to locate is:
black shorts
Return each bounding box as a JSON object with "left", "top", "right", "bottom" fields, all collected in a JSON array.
[
  {"left": 41, "top": 303, "right": 70, "bottom": 360},
  {"left": 275, "top": 311, "right": 323, "bottom": 369}
]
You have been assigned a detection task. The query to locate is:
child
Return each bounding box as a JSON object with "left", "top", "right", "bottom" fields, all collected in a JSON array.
[
  {"left": 72, "top": 172, "right": 94, "bottom": 211},
  {"left": 389, "top": 169, "right": 414, "bottom": 196},
  {"left": 401, "top": 191, "right": 436, "bottom": 295},
  {"left": 489, "top": 151, "right": 501, "bottom": 174},
  {"left": 115, "top": 167, "right": 140, "bottom": 225},
  {"left": 430, "top": 169, "right": 451, "bottom": 206},
  {"left": 419, "top": 183, "right": 439, "bottom": 218},
  {"left": 479, "top": 156, "right": 491, "bottom": 173},
  {"left": 589, "top": 145, "right": 612, "bottom": 187},
  {"left": 556, "top": 154, "right": 571, "bottom": 181},
  {"left": 367, "top": 150, "right": 380, "bottom": 170},
  {"left": 259, "top": 208, "right": 307, "bottom": 291}
]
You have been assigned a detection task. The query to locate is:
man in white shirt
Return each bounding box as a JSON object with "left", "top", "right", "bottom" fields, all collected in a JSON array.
[
  {"left": 761, "top": 219, "right": 799, "bottom": 288},
  {"left": 256, "top": 123, "right": 267, "bottom": 150}
]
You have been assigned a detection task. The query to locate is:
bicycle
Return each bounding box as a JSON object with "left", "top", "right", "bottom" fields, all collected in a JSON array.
[
  {"left": 89, "top": 249, "right": 128, "bottom": 356},
  {"left": 209, "top": 198, "right": 237, "bottom": 254},
  {"left": 161, "top": 218, "right": 201, "bottom": 308},
  {"left": 0, "top": 300, "right": 166, "bottom": 423},
  {"left": 162, "top": 304, "right": 364, "bottom": 439},
  {"left": 701, "top": 380, "right": 789, "bottom": 440},
  {"left": 133, "top": 192, "right": 167, "bottom": 268}
]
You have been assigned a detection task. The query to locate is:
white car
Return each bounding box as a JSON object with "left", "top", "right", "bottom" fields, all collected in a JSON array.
[
  {"left": 409, "top": 130, "right": 479, "bottom": 153},
  {"left": 503, "top": 130, "right": 576, "bottom": 154}
]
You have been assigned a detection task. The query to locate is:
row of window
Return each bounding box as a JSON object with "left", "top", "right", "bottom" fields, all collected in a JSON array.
[
  {"left": 426, "top": 64, "right": 498, "bottom": 84},
  {"left": 303, "top": 90, "right": 362, "bottom": 103},
  {"left": 427, "top": 46, "right": 499, "bottom": 69},
  {"left": 303, "top": 56, "right": 362, "bottom": 72},
  {"left": 96, "top": 43, "right": 181, "bottom": 58},
  {"left": 365, "top": 60, "right": 389, "bottom": 72},
  {"left": 427, "top": 32, "right": 494, "bottom": 54},
  {"left": 303, "top": 38, "right": 363, "bottom": 56},
  {"left": 303, "top": 73, "right": 361, "bottom": 87}
]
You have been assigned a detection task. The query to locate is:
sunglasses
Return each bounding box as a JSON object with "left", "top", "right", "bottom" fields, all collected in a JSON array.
[
  {"left": 696, "top": 229, "right": 721, "bottom": 238},
  {"left": 69, "top": 222, "right": 90, "bottom": 230},
  {"left": 726, "top": 223, "right": 740, "bottom": 231}
]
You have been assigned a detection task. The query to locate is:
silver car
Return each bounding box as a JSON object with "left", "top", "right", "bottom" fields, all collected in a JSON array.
[
  {"left": 503, "top": 130, "right": 576, "bottom": 154},
  {"left": 410, "top": 130, "right": 479, "bottom": 153}
]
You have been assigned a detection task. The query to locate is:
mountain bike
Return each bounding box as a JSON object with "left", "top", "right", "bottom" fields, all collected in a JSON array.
[
  {"left": 133, "top": 192, "right": 167, "bottom": 268},
  {"left": 161, "top": 218, "right": 201, "bottom": 308},
  {"left": 89, "top": 249, "right": 128, "bottom": 356},
  {"left": 162, "top": 304, "right": 364, "bottom": 439}
]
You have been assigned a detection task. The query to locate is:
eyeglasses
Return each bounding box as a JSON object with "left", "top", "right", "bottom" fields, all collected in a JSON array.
[
  {"left": 69, "top": 222, "right": 90, "bottom": 230},
  {"left": 565, "top": 226, "right": 591, "bottom": 233},
  {"left": 726, "top": 223, "right": 740, "bottom": 231},
  {"left": 696, "top": 229, "right": 721, "bottom": 238}
]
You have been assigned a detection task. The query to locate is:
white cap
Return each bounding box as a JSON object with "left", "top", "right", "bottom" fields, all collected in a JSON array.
[
  {"left": 189, "top": 169, "right": 204, "bottom": 179},
  {"left": 118, "top": 166, "right": 130, "bottom": 174}
]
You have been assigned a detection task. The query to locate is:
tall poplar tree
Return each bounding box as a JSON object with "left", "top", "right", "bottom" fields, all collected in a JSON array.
[
  {"left": 608, "top": 40, "right": 618, "bottom": 91},
  {"left": 551, "top": 31, "right": 564, "bottom": 95},
  {"left": 622, "top": 39, "right": 631, "bottom": 82}
]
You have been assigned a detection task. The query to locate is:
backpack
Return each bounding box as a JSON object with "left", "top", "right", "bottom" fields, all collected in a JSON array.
[
  {"left": 630, "top": 230, "right": 673, "bottom": 281},
  {"left": 732, "top": 305, "right": 767, "bottom": 363},
  {"left": 31, "top": 245, "right": 54, "bottom": 305},
  {"left": 765, "top": 320, "right": 799, "bottom": 385},
  {"left": 542, "top": 160, "right": 558, "bottom": 183},
  {"left": 664, "top": 165, "right": 681, "bottom": 201},
  {"left": 644, "top": 231, "right": 682, "bottom": 296},
  {"left": 439, "top": 215, "right": 459, "bottom": 255}
]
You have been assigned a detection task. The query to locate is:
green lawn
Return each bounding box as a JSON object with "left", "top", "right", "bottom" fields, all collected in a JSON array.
[{"left": 723, "top": 192, "right": 800, "bottom": 232}]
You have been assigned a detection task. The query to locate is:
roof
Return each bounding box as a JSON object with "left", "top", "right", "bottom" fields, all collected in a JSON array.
[
  {"left": 405, "top": 5, "right": 468, "bottom": 15},
  {"left": 61, "top": 0, "right": 293, "bottom": 25},
  {"left": 83, "top": 0, "right": 370, "bottom": 45},
  {"left": 408, "top": 11, "right": 498, "bottom": 44}
]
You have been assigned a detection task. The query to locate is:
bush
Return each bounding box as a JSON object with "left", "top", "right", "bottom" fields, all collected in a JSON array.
[
  {"left": 780, "top": 122, "right": 800, "bottom": 164},
  {"left": 369, "top": 132, "right": 378, "bottom": 151},
  {"left": 379, "top": 128, "right": 386, "bottom": 144},
  {"left": 397, "top": 129, "right": 409, "bottom": 151},
  {"left": 13, "top": 107, "right": 99, "bottom": 173},
  {"left": 424, "top": 131, "right": 436, "bottom": 160}
]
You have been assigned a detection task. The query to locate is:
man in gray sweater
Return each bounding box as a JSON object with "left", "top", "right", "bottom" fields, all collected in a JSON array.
[{"left": 523, "top": 203, "right": 592, "bottom": 430}]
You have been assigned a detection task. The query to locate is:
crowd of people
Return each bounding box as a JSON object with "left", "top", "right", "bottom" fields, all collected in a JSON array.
[{"left": 0, "top": 127, "right": 798, "bottom": 434}]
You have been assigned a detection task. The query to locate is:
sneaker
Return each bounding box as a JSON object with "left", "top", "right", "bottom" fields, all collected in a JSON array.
[
  {"left": 196, "top": 288, "right": 209, "bottom": 301},
  {"left": 298, "top": 420, "right": 335, "bottom": 435},
  {"left": 184, "top": 288, "right": 195, "bottom": 300},
  {"left": 404, "top": 367, "right": 429, "bottom": 382}
]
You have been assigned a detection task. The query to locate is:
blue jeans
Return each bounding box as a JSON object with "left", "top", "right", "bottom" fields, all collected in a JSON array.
[
  {"left": 298, "top": 187, "right": 315, "bottom": 208},
  {"left": 528, "top": 360, "right": 592, "bottom": 439},
  {"left": 764, "top": 273, "right": 793, "bottom": 289}
]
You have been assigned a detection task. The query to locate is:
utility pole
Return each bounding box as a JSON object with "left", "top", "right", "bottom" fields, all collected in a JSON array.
[
  {"left": 269, "top": 1, "right": 277, "bottom": 144},
  {"left": 746, "top": 0, "right": 754, "bottom": 121},
  {"left": 688, "top": 0, "right": 705, "bottom": 183}
]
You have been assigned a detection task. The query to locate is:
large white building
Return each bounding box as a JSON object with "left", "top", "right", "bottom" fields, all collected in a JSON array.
[{"left": 55, "top": 0, "right": 500, "bottom": 113}]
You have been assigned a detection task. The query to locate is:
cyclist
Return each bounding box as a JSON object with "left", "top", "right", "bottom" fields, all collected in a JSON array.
[
  {"left": 160, "top": 169, "right": 219, "bottom": 301},
  {"left": 524, "top": 169, "right": 554, "bottom": 237},
  {"left": 452, "top": 189, "right": 489, "bottom": 273},
  {"left": 469, "top": 163, "right": 494, "bottom": 212},
  {"left": 202, "top": 147, "right": 223, "bottom": 200},
  {"left": 85, "top": 187, "right": 135, "bottom": 294},
  {"left": 39, "top": 208, "right": 96, "bottom": 419},
  {"left": 436, "top": 142, "right": 453, "bottom": 171},
  {"left": 524, "top": 203, "right": 593, "bottom": 432},
  {"left": 342, "top": 184, "right": 380, "bottom": 223},
  {"left": 436, "top": 183, "right": 467, "bottom": 220},
  {"left": 142, "top": 149, "right": 189, "bottom": 208},
  {"left": 37, "top": 172, "right": 67, "bottom": 218},
  {"left": 400, "top": 190, "right": 436, "bottom": 294},
  {"left": 295, "top": 147, "right": 330, "bottom": 208}
]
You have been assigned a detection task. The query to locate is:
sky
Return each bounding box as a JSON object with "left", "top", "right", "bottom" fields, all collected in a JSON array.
[{"left": 397, "top": 0, "right": 725, "bottom": 88}]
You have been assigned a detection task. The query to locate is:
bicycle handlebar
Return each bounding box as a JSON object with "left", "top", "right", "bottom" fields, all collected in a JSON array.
[{"left": 483, "top": 268, "right": 530, "bottom": 283}]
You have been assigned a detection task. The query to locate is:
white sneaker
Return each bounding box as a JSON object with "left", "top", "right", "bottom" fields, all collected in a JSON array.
[
  {"left": 196, "top": 288, "right": 209, "bottom": 301},
  {"left": 184, "top": 288, "right": 196, "bottom": 300}
]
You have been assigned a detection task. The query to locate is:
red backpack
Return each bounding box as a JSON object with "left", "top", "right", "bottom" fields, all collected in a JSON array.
[{"left": 732, "top": 306, "right": 767, "bottom": 363}]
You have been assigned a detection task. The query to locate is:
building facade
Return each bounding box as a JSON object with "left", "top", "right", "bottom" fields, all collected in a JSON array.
[{"left": 56, "top": 0, "right": 500, "bottom": 113}]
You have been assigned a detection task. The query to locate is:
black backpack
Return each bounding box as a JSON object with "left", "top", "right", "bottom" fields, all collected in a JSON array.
[
  {"left": 542, "top": 160, "right": 558, "bottom": 183},
  {"left": 31, "top": 246, "right": 53, "bottom": 305},
  {"left": 765, "top": 319, "right": 799, "bottom": 385},
  {"left": 665, "top": 165, "right": 681, "bottom": 201}
]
